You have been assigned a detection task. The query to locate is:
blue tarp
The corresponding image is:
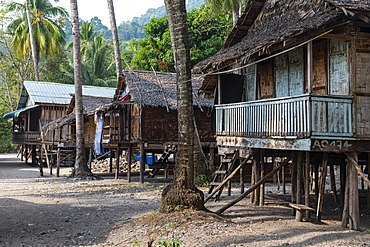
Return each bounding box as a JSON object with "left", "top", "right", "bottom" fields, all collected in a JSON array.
[{"left": 94, "top": 113, "right": 104, "bottom": 155}]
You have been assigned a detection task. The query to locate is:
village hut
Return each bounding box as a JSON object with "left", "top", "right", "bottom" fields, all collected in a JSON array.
[
  {"left": 98, "top": 70, "right": 216, "bottom": 181},
  {"left": 193, "top": 0, "right": 370, "bottom": 230},
  {"left": 3, "top": 81, "right": 115, "bottom": 169},
  {"left": 42, "top": 95, "right": 113, "bottom": 172}
]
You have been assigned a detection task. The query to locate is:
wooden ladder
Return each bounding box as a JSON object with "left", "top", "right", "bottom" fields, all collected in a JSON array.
[{"left": 208, "top": 149, "right": 240, "bottom": 201}]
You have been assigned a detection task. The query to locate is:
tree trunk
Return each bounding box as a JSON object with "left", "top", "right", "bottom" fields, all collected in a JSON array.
[
  {"left": 25, "top": 0, "right": 39, "bottom": 81},
  {"left": 160, "top": 0, "right": 205, "bottom": 212},
  {"left": 70, "top": 0, "right": 91, "bottom": 178},
  {"left": 106, "top": 0, "right": 123, "bottom": 80}
]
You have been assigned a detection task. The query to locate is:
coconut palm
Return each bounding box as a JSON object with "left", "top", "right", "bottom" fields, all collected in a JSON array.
[
  {"left": 7, "top": 0, "right": 68, "bottom": 68},
  {"left": 69, "top": 0, "right": 92, "bottom": 178},
  {"left": 206, "top": 0, "right": 247, "bottom": 25},
  {"left": 160, "top": 0, "right": 205, "bottom": 212}
]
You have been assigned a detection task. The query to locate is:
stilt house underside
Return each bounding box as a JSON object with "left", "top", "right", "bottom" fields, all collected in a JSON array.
[{"left": 194, "top": 0, "right": 370, "bottom": 229}]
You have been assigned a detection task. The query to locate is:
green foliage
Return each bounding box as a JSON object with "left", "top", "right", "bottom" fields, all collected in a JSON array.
[
  {"left": 195, "top": 174, "right": 210, "bottom": 187},
  {"left": 6, "top": 0, "right": 69, "bottom": 62},
  {"left": 157, "top": 237, "right": 184, "bottom": 247},
  {"left": 131, "top": 4, "right": 232, "bottom": 72}
]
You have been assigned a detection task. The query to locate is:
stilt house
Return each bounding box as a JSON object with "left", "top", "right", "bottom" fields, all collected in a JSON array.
[
  {"left": 193, "top": 0, "right": 370, "bottom": 230},
  {"left": 3, "top": 81, "right": 115, "bottom": 166},
  {"left": 98, "top": 70, "right": 216, "bottom": 181}
]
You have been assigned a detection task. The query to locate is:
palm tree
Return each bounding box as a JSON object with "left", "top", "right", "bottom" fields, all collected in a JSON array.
[
  {"left": 160, "top": 0, "right": 205, "bottom": 212},
  {"left": 206, "top": 0, "right": 246, "bottom": 25},
  {"left": 7, "top": 0, "right": 68, "bottom": 70},
  {"left": 25, "top": 0, "right": 39, "bottom": 80},
  {"left": 69, "top": 0, "right": 92, "bottom": 178},
  {"left": 106, "top": 0, "right": 123, "bottom": 81}
]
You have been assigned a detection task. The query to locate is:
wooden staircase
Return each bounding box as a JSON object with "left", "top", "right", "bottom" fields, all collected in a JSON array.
[{"left": 208, "top": 149, "right": 240, "bottom": 201}]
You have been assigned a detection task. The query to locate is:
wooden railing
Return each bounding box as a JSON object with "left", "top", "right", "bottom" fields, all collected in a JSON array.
[
  {"left": 216, "top": 94, "right": 353, "bottom": 138},
  {"left": 12, "top": 131, "right": 41, "bottom": 144}
]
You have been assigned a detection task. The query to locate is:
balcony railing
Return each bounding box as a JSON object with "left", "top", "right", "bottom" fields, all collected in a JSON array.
[
  {"left": 216, "top": 94, "right": 353, "bottom": 138},
  {"left": 12, "top": 131, "right": 41, "bottom": 144}
]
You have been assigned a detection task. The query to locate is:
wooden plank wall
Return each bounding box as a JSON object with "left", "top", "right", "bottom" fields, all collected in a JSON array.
[
  {"left": 355, "top": 33, "right": 370, "bottom": 137},
  {"left": 312, "top": 40, "right": 327, "bottom": 94},
  {"left": 259, "top": 60, "right": 274, "bottom": 99}
]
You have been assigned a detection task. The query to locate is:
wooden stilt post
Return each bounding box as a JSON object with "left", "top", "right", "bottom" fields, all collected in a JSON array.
[
  {"left": 57, "top": 148, "right": 61, "bottom": 177},
  {"left": 259, "top": 150, "right": 265, "bottom": 206},
  {"left": 88, "top": 148, "right": 92, "bottom": 169},
  {"left": 341, "top": 160, "right": 350, "bottom": 228},
  {"left": 305, "top": 151, "right": 311, "bottom": 220},
  {"left": 250, "top": 152, "right": 257, "bottom": 204},
  {"left": 115, "top": 144, "right": 121, "bottom": 179},
  {"left": 296, "top": 152, "right": 303, "bottom": 204},
  {"left": 25, "top": 145, "right": 28, "bottom": 164},
  {"left": 346, "top": 152, "right": 360, "bottom": 230},
  {"left": 291, "top": 152, "right": 298, "bottom": 215},
  {"left": 340, "top": 156, "right": 346, "bottom": 204},
  {"left": 316, "top": 152, "right": 328, "bottom": 223},
  {"left": 368, "top": 153, "right": 370, "bottom": 210},
  {"left": 140, "top": 142, "right": 145, "bottom": 183},
  {"left": 127, "top": 144, "right": 132, "bottom": 182},
  {"left": 240, "top": 158, "right": 244, "bottom": 194},
  {"left": 314, "top": 160, "right": 319, "bottom": 200},
  {"left": 329, "top": 162, "right": 338, "bottom": 204},
  {"left": 109, "top": 149, "right": 113, "bottom": 173},
  {"left": 282, "top": 162, "right": 286, "bottom": 194}
]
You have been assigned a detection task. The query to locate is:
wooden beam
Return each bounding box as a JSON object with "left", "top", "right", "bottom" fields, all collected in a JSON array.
[
  {"left": 346, "top": 153, "right": 370, "bottom": 187},
  {"left": 316, "top": 152, "right": 328, "bottom": 223},
  {"left": 204, "top": 149, "right": 258, "bottom": 203},
  {"left": 346, "top": 152, "right": 360, "bottom": 230},
  {"left": 215, "top": 154, "right": 292, "bottom": 214},
  {"left": 322, "top": 34, "right": 351, "bottom": 41},
  {"left": 305, "top": 152, "right": 311, "bottom": 220}
]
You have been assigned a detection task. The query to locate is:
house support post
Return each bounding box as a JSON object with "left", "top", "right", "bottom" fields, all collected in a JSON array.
[
  {"left": 329, "top": 161, "right": 338, "bottom": 204},
  {"left": 296, "top": 152, "right": 303, "bottom": 205},
  {"left": 25, "top": 145, "right": 28, "bottom": 164},
  {"left": 259, "top": 150, "right": 265, "bottom": 206},
  {"left": 115, "top": 144, "right": 121, "bottom": 179},
  {"left": 57, "top": 148, "right": 61, "bottom": 177},
  {"left": 316, "top": 152, "right": 328, "bottom": 223},
  {"left": 140, "top": 143, "right": 145, "bottom": 183},
  {"left": 282, "top": 162, "right": 286, "bottom": 194},
  {"left": 305, "top": 152, "right": 311, "bottom": 220},
  {"left": 291, "top": 151, "right": 298, "bottom": 215},
  {"left": 127, "top": 144, "right": 132, "bottom": 182},
  {"left": 340, "top": 155, "right": 346, "bottom": 204},
  {"left": 109, "top": 149, "right": 113, "bottom": 173},
  {"left": 368, "top": 153, "right": 370, "bottom": 209},
  {"left": 342, "top": 152, "right": 360, "bottom": 230}
]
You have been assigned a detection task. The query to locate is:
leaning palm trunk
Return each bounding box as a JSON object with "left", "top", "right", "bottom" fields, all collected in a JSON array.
[
  {"left": 70, "top": 0, "right": 91, "bottom": 177},
  {"left": 160, "top": 0, "right": 205, "bottom": 212},
  {"left": 25, "top": 0, "right": 39, "bottom": 80},
  {"left": 107, "top": 0, "right": 123, "bottom": 82}
]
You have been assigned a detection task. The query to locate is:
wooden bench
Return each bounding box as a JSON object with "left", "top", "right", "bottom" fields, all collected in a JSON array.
[{"left": 289, "top": 203, "right": 315, "bottom": 222}]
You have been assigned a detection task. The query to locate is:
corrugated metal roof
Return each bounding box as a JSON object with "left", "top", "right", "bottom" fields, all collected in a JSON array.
[{"left": 18, "top": 81, "right": 115, "bottom": 109}]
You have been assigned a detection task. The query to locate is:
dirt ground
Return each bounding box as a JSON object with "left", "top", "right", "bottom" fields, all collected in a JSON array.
[{"left": 0, "top": 153, "right": 369, "bottom": 247}]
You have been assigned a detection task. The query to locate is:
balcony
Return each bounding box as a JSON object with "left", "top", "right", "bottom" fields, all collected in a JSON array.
[
  {"left": 216, "top": 94, "right": 353, "bottom": 139},
  {"left": 12, "top": 131, "right": 41, "bottom": 144}
]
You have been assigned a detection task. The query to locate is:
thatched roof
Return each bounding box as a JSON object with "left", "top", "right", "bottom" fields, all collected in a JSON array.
[
  {"left": 43, "top": 96, "right": 112, "bottom": 131},
  {"left": 193, "top": 0, "right": 370, "bottom": 74},
  {"left": 115, "top": 70, "right": 213, "bottom": 110}
]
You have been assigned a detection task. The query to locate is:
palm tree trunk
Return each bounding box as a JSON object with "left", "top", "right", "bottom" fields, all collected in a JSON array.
[
  {"left": 107, "top": 0, "right": 122, "bottom": 79},
  {"left": 160, "top": 0, "right": 205, "bottom": 212},
  {"left": 25, "top": 0, "right": 39, "bottom": 81},
  {"left": 70, "top": 0, "right": 90, "bottom": 177}
]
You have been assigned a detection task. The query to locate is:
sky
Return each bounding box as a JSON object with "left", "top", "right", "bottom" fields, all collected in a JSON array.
[{"left": 15, "top": 0, "right": 165, "bottom": 26}]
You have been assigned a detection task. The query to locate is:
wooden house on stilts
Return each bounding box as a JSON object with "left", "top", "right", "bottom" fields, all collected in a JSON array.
[
  {"left": 98, "top": 70, "right": 216, "bottom": 182},
  {"left": 3, "top": 81, "right": 115, "bottom": 172},
  {"left": 193, "top": 0, "right": 370, "bottom": 230}
]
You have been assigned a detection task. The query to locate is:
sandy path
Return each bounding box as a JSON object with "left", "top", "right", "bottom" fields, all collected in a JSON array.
[{"left": 0, "top": 153, "right": 162, "bottom": 246}]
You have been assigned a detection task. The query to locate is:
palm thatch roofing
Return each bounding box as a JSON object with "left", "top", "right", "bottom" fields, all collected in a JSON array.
[
  {"left": 193, "top": 0, "right": 370, "bottom": 74},
  {"left": 42, "top": 96, "right": 112, "bottom": 131},
  {"left": 114, "top": 70, "right": 214, "bottom": 110}
]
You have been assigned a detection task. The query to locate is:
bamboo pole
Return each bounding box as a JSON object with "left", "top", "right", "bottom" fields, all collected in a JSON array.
[
  {"left": 305, "top": 152, "right": 311, "bottom": 220},
  {"left": 316, "top": 152, "right": 328, "bottom": 223},
  {"left": 57, "top": 148, "right": 61, "bottom": 177},
  {"left": 215, "top": 155, "right": 292, "bottom": 215}
]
